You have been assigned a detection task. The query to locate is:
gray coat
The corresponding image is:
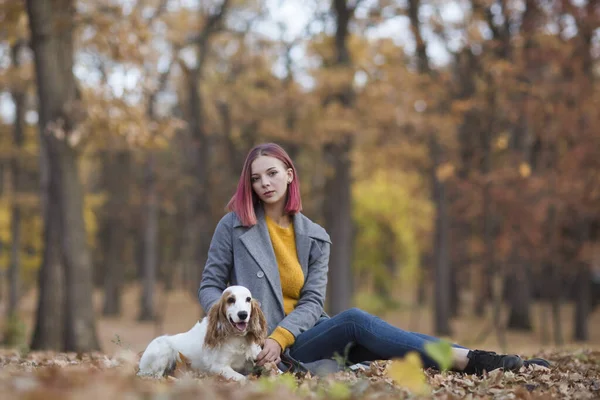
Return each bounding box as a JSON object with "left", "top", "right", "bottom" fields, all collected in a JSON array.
[{"left": 198, "top": 207, "right": 331, "bottom": 338}]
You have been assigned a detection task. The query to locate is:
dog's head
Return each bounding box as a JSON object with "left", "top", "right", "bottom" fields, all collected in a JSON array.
[{"left": 205, "top": 285, "right": 267, "bottom": 348}]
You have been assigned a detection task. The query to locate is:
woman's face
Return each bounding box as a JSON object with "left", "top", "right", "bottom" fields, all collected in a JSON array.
[{"left": 250, "top": 155, "right": 293, "bottom": 208}]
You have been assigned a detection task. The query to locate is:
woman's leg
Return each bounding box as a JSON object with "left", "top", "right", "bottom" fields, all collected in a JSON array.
[
  {"left": 289, "top": 308, "right": 522, "bottom": 373},
  {"left": 289, "top": 308, "right": 447, "bottom": 369},
  {"left": 408, "top": 331, "right": 467, "bottom": 349}
]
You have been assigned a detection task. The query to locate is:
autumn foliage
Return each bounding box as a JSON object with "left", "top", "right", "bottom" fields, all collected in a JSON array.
[
  {"left": 0, "top": 0, "right": 599, "bottom": 382},
  {"left": 0, "top": 348, "right": 599, "bottom": 399}
]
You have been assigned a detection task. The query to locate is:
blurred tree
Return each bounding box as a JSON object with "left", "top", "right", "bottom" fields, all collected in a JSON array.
[
  {"left": 407, "top": 0, "right": 452, "bottom": 336},
  {"left": 567, "top": 0, "right": 597, "bottom": 343},
  {"left": 138, "top": 2, "right": 175, "bottom": 322},
  {"left": 178, "top": 0, "right": 231, "bottom": 296},
  {"left": 7, "top": 37, "right": 27, "bottom": 320},
  {"left": 0, "top": 0, "right": 41, "bottom": 346},
  {"left": 26, "top": 0, "right": 99, "bottom": 351},
  {"left": 99, "top": 149, "right": 132, "bottom": 316},
  {"left": 321, "top": 0, "right": 357, "bottom": 316}
]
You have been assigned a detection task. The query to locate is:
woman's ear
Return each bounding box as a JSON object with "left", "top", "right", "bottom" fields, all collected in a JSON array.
[
  {"left": 205, "top": 298, "right": 226, "bottom": 348},
  {"left": 287, "top": 168, "right": 293, "bottom": 184},
  {"left": 248, "top": 299, "right": 268, "bottom": 345}
]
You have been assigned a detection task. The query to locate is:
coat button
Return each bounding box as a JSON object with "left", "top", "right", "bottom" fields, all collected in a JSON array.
[{"left": 257, "top": 271, "right": 264, "bottom": 278}]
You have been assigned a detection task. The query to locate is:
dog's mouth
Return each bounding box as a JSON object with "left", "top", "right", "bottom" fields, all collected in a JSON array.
[{"left": 229, "top": 317, "right": 248, "bottom": 332}]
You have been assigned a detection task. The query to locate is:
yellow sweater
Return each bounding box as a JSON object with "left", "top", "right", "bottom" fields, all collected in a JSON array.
[{"left": 266, "top": 215, "right": 305, "bottom": 351}]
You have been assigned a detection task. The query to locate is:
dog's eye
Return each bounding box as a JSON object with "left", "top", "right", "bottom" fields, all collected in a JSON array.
[
  {"left": 246, "top": 297, "right": 251, "bottom": 302},
  {"left": 227, "top": 297, "right": 235, "bottom": 304}
]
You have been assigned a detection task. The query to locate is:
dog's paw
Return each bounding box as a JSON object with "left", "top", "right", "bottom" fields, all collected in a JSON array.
[{"left": 222, "top": 372, "right": 247, "bottom": 382}]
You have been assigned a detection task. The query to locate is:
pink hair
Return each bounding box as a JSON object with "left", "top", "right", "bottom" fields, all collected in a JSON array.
[{"left": 227, "top": 143, "right": 302, "bottom": 226}]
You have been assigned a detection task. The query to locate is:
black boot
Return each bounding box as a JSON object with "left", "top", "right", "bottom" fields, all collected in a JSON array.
[
  {"left": 462, "top": 350, "right": 524, "bottom": 375},
  {"left": 523, "top": 357, "right": 551, "bottom": 369}
]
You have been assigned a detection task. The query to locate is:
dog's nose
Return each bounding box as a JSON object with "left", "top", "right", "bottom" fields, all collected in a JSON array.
[{"left": 237, "top": 311, "right": 248, "bottom": 321}]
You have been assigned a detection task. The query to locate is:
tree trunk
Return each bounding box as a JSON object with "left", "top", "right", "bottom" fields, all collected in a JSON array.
[
  {"left": 179, "top": 1, "right": 230, "bottom": 296},
  {"left": 478, "top": 182, "right": 494, "bottom": 314},
  {"left": 160, "top": 218, "right": 180, "bottom": 292},
  {"left": 539, "top": 301, "right": 550, "bottom": 345},
  {"left": 431, "top": 135, "right": 452, "bottom": 336},
  {"left": 323, "top": 0, "right": 355, "bottom": 316},
  {"left": 573, "top": 221, "right": 591, "bottom": 341},
  {"left": 475, "top": 180, "right": 493, "bottom": 317},
  {"left": 30, "top": 41, "right": 64, "bottom": 350},
  {"left": 408, "top": 0, "right": 451, "bottom": 335},
  {"left": 323, "top": 138, "right": 353, "bottom": 315},
  {"left": 30, "top": 206, "right": 65, "bottom": 350},
  {"left": 573, "top": 266, "right": 591, "bottom": 341},
  {"left": 8, "top": 40, "right": 27, "bottom": 318},
  {"left": 180, "top": 77, "right": 212, "bottom": 295},
  {"left": 505, "top": 267, "right": 533, "bottom": 331},
  {"left": 449, "top": 269, "right": 460, "bottom": 317},
  {"left": 27, "top": 0, "right": 100, "bottom": 352},
  {"left": 8, "top": 207, "right": 21, "bottom": 317},
  {"left": 477, "top": 90, "right": 495, "bottom": 316},
  {"left": 102, "top": 150, "right": 132, "bottom": 316},
  {"left": 59, "top": 141, "right": 101, "bottom": 351},
  {"left": 551, "top": 289, "right": 563, "bottom": 346},
  {"left": 139, "top": 153, "right": 158, "bottom": 321}
]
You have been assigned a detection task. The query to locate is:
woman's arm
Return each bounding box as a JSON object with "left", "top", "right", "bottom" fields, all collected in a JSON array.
[{"left": 198, "top": 213, "right": 234, "bottom": 313}]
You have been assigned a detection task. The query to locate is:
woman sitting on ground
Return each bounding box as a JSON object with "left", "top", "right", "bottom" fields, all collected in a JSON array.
[{"left": 198, "top": 142, "right": 549, "bottom": 375}]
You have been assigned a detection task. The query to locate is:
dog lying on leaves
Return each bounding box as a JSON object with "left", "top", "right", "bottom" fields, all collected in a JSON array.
[{"left": 137, "top": 286, "right": 267, "bottom": 381}]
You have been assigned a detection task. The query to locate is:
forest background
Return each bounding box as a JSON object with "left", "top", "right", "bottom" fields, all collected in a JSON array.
[{"left": 0, "top": 0, "right": 599, "bottom": 358}]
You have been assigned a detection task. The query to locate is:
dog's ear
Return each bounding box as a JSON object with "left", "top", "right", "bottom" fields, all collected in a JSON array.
[
  {"left": 248, "top": 299, "right": 268, "bottom": 346},
  {"left": 205, "top": 297, "right": 227, "bottom": 348}
]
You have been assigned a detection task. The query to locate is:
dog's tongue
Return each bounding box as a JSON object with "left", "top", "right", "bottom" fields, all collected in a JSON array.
[{"left": 234, "top": 322, "right": 247, "bottom": 331}]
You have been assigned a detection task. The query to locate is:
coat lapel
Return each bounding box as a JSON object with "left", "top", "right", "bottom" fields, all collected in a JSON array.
[
  {"left": 293, "top": 213, "right": 311, "bottom": 278},
  {"left": 239, "top": 208, "right": 285, "bottom": 314}
]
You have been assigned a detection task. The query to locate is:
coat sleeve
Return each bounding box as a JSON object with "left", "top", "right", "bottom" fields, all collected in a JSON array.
[
  {"left": 198, "top": 213, "right": 234, "bottom": 313},
  {"left": 277, "top": 238, "right": 329, "bottom": 339}
]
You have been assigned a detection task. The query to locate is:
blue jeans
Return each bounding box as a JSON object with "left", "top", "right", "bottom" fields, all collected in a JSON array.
[{"left": 288, "top": 308, "right": 465, "bottom": 369}]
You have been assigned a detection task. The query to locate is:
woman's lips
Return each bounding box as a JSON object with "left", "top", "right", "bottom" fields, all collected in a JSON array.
[{"left": 263, "top": 191, "right": 274, "bottom": 197}]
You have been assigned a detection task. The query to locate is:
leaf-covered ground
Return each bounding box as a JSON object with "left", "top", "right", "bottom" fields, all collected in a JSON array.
[{"left": 0, "top": 348, "right": 598, "bottom": 399}]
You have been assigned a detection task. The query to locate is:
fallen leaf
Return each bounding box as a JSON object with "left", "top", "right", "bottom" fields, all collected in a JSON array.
[{"left": 387, "top": 352, "right": 430, "bottom": 395}]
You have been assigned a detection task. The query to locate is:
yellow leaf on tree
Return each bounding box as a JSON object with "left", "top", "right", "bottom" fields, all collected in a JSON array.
[
  {"left": 495, "top": 135, "right": 509, "bottom": 150},
  {"left": 436, "top": 163, "right": 455, "bottom": 182},
  {"left": 387, "top": 352, "right": 430, "bottom": 395},
  {"left": 519, "top": 163, "right": 531, "bottom": 178}
]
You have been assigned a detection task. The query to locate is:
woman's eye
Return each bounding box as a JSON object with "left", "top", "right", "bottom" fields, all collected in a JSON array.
[
  {"left": 251, "top": 177, "right": 258, "bottom": 183},
  {"left": 268, "top": 171, "right": 277, "bottom": 176}
]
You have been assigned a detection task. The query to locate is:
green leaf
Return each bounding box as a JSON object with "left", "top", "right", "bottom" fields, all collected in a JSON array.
[
  {"left": 257, "top": 373, "right": 297, "bottom": 393},
  {"left": 424, "top": 340, "right": 454, "bottom": 372},
  {"left": 327, "top": 381, "right": 351, "bottom": 400}
]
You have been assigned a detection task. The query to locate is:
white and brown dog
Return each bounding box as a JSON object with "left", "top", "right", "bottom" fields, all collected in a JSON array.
[{"left": 137, "top": 285, "right": 267, "bottom": 381}]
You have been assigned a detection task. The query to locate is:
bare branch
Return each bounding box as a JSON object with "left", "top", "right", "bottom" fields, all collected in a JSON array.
[
  {"left": 348, "top": 0, "right": 366, "bottom": 14},
  {"left": 185, "top": 0, "right": 232, "bottom": 47}
]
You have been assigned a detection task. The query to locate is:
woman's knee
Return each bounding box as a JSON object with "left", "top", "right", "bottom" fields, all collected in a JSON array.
[{"left": 339, "top": 307, "right": 372, "bottom": 325}]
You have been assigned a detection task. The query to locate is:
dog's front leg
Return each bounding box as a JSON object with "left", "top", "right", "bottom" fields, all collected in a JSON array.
[{"left": 213, "top": 366, "right": 246, "bottom": 382}]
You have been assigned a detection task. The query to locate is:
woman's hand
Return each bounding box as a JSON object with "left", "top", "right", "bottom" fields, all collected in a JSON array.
[{"left": 256, "top": 338, "right": 282, "bottom": 366}]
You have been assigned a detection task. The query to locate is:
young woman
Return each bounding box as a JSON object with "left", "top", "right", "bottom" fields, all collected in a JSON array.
[{"left": 198, "top": 143, "right": 548, "bottom": 375}]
